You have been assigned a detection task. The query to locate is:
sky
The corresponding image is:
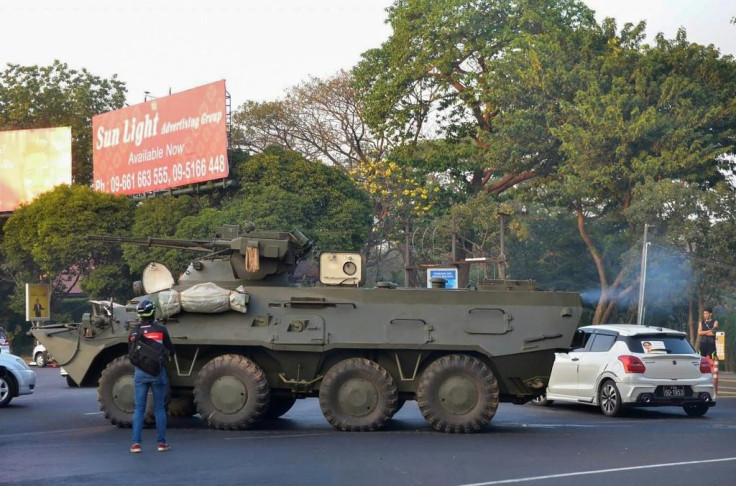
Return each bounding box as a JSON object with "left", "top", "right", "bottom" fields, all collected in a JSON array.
[{"left": 0, "top": 0, "right": 734, "bottom": 109}]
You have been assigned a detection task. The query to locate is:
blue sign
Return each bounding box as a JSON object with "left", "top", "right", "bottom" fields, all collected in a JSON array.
[{"left": 427, "top": 268, "right": 458, "bottom": 289}]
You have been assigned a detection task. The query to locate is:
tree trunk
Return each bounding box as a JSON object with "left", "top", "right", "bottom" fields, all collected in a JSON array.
[
  {"left": 576, "top": 208, "right": 608, "bottom": 324},
  {"left": 687, "top": 297, "right": 696, "bottom": 345}
]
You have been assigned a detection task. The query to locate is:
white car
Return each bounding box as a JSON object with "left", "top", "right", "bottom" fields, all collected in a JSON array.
[
  {"left": 533, "top": 324, "right": 716, "bottom": 417},
  {"left": 0, "top": 351, "right": 36, "bottom": 407},
  {"left": 32, "top": 343, "right": 53, "bottom": 367}
]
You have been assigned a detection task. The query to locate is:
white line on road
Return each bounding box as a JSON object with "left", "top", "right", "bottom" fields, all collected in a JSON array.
[
  {"left": 84, "top": 412, "right": 104, "bottom": 415},
  {"left": 456, "top": 457, "right": 736, "bottom": 486}
]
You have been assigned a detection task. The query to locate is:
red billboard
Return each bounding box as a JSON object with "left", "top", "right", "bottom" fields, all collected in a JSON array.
[
  {"left": 93, "top": 80, "right": 228, "bottom": 195},
  {"left": 0, "top": 127, "right": 72, "bottom": 212}
]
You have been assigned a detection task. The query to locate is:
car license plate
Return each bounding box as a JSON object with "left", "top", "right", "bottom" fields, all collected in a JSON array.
[{"left": 663, "top": 386, "right": 685, "bottom": 397}]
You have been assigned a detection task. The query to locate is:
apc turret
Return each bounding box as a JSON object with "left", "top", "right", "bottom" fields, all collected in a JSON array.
[{"left": 33, "top": 222, "right": 582, "bottom": 433}]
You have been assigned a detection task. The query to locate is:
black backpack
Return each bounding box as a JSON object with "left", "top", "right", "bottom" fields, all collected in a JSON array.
[{"left": 128, "top": 329, "right": 168, "bottom": 375}]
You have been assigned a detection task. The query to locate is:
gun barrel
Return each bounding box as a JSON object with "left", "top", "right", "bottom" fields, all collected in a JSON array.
[{"left": 87, "top": 235, "right": 228, "bottom": 252}]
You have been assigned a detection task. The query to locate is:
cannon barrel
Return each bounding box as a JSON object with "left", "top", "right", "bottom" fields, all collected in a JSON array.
[
  {"left": 87, "top": 224, "right": 313, "bottom": 263},
  {"left": 87, "top": 235, "right": 229, "bottom": 252}
]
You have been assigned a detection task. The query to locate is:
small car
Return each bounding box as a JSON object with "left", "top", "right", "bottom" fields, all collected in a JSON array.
[
  {"left": 0, "top": 351, "right": 36, "bottom": 407},
  {"left": 533, "top": 324, "right": 716, "bottom": 417},
  {"left": 32, "top": 343, "right": 54, "bottom": 367}
]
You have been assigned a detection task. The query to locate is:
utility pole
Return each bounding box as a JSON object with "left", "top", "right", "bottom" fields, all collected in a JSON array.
[
  {"left": 636, "top": 223, "right": 651, "bottom": 325},
  {"left": 404, "top": 220, "right": 411, "bottom": 287}
]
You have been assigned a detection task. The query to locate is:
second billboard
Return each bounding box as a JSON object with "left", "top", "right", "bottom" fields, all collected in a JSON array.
[{"left": 92, "top": 80, "right": 228, "bottom": 195}]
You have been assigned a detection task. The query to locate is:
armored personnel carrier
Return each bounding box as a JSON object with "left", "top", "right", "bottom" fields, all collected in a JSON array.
[{"left": 32, "top": 223, "right": 582, "bottom": 433}]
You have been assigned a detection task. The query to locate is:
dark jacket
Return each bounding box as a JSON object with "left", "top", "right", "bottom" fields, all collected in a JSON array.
[{"left": 128, "top": 320, "right": 175, "bottom": 357}]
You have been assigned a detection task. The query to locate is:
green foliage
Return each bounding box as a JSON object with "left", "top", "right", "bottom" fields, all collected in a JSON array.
[
  {"left": 0, "top": 61, "right": 126, "bottom": 184},
  {"left": 506, "top": 208, "right": 600, "bottom": 291},
  {"left": 232, "top": 146, "right": 372, "bottom": 251},
  {"left": 122, "top": 195, "right": 204, "bottom": 274},
  {"left": 2, "top": 184, "right": 134, "bottom": 312},
  {"left": 354, "top": 0, "right": 601, "bottom": 193}
]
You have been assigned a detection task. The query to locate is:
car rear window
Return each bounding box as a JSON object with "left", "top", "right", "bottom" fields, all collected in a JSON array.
[{"left": 627, "top": 335, "right": 695, "bottom": 354}]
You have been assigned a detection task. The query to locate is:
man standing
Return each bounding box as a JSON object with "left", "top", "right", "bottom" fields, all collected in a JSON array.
[
  {"left": 33, "top": 299, "right": 44, "bottom": 318},
  {"left": 697, "top": 307, "right": 719, "bottom": 360},
  {"left": 129, "top": 299, "right": 175, "bottom": 453}
]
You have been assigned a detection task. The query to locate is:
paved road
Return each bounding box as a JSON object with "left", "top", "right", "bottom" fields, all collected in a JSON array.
[{"left": 1, "top": 367, "right": 735, "bottom": 486}]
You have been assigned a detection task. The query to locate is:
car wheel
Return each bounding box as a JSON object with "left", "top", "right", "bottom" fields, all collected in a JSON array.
[
  {"left": 35, "top": 352, "right": 47, "bottom": 368},
  {"left": 683, "top": 403, "right": 709, "bottom": 417},
  {"left": 598, "top": 379, "right": 624, "bottom": 417},
  {"left": 0, "top": 373, "right": 16, "bottom": 407},
  {"left": 530, "top": 392, "right": 553, "bottom": 407}
]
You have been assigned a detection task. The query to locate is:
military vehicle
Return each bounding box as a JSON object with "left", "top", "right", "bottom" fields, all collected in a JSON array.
[{"left": 32, "top": 222, "right": 582, "bottom": 433}]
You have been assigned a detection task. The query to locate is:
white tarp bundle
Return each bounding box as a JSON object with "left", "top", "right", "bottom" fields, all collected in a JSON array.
[{"left": 154, "top": 283, "right": 248, "bottom": 317}]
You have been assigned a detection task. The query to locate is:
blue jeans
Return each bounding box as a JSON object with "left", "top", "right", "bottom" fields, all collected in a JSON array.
[{"left": 132, "top": 367, "right": 168, "bottom": 445}]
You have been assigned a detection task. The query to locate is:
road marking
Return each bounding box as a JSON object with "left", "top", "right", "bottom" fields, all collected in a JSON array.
[
  {"left": 0, "top": 425, "right": 112, "bottom": 440},
  {"left": 84, "top": 412, "right": 104, "bottom": 415},
  {"left": 456, "top": 457, "right": 736, "bottom": 485},
  {"left": 224, "top": 433, "right": 330, "bottom": 441}
]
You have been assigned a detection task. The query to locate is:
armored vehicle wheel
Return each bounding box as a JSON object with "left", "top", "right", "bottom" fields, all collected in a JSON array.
[
  {"left": 98, "top": 356, "right": 157, "bottom": 427},
  {"left": 35, "top": 352, "right": 47, "bottom": 368},
  {"left": 168, "top": 391, "right": 197, "bottom": 417},
  {"left": 193, "top": 354, "right": 270, "bottom": 430},
  {"left": 263, "top": 395, "right": 297, "bottom": 419},
  {"left": 319, "top": 358, "right": 398, "bottom": 431},
  {"left": 416, "top": 354, "right": 499, "bottom": 433}
]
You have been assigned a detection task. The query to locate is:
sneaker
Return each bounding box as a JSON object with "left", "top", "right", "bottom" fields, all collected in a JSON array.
[
  {"left": 130, "top": 443, "right": 142, "bottom": 453},
  {"left": 157, "top": 442, "right": 171, "bottom": 452}
]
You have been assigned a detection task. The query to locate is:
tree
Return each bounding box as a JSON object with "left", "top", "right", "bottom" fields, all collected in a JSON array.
[
  {"left": 122, "top": 195, "right": 206, "bottom": 276},
  {"left": 539, "top": 28, "right": 736, "bottom": 323},
  {"left": 231, "top": 147, "right": 373, "bottom": 252},
  {"left": 353, "top": 0, "right": 601, "bottom": 195},
  {"left": 1, "top": 185, "right": 134, "bottom": 314},
  {"left": 233, "top": 71, "right": 389, "bottom": 171},
  {"left": 0, "top": 61, "right": 127, "bottom": 184},
  {"left": 626, "top": 179, "right": 736, "bottom": 340}
]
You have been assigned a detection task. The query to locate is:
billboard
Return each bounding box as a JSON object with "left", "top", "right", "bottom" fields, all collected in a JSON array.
[
  {"left": 0, "top": 127, "right": 72, "bottom": 212},
  {"left": 93, "top": 80, "right": 228, "bottom": 195},
  {"left": 26, "top": 283, "right": 51, "bottom": 322}
]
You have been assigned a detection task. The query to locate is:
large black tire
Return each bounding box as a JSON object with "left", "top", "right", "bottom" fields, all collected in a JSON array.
[
  {"left": 168, "top": 391, "right": 197, "bottom": 418},
  {"left": 0, "top": 373, "right": 16, "bottom": 407},
  {"left": 598, "top": 379, "right": 624, "bottom": 417},
  {"left": 193, "top": 354, "right": 270, "bottom": 430},
  {"left": 35, "top": 352, "right": 47, "bottom": 368},
  {"left": 318, "top": 358, "right": 398, "bottom": 431},
  {"left": 683, "top": 403, "right": 709, "bottom": 417},
  {"left": 416, "top": 354, "right": 499, "bottom": 433},
  {"left": 263, "top": 395, "right": 297, "bottom": 419},
  {"left": 97, "top": 356, "right": 157, "bottom": 427}
]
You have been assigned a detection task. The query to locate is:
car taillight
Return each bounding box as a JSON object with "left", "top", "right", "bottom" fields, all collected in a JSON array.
[
  {"left": 618, "top": 355, "right": 646, "bottom": 373},
  {"left": 699, "top": 356, "right": 712, "bottom": 373}
]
